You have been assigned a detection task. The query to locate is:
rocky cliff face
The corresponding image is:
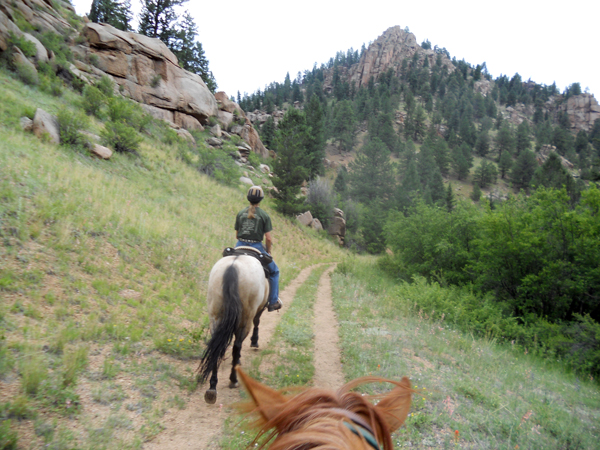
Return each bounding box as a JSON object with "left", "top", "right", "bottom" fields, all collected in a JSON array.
[
  {"left": 0, "top": 0, "right": 268, "bottom": 155},
  {"left": 559, "top": 94, "right": 600, "bottom": 133}
]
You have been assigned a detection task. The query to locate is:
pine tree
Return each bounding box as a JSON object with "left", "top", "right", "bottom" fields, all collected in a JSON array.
[
  {"left": 445, "top": 182, "right": 455, "bottom": 212},
  {"left": 348, "top": 137, "right": 396, "bottom": 205},
  {"left": 332, "top": 100, "right": 356, "bottom": 152},
  {"left": 515, "top": 121, "right": 531, "bottom": 155},
  {"left": 510, "top": 149, "right": 537, "bottom": 190},
  {"left": 304, "top": 94, "right": 326, "bottom": 177},
  {"left": 89, "top": 0, "right": 132, "bottom": 31},
  {"left": 496, "top": 124, "right": 515, "bottom": 159},
  {"left": 333, "top": 166, "right": 349, "bottom": 198},
  {"left": 475, "top": 129, "right": 490, "bottom": 157},
  {"left": 170, "top": 11, "right": 216, "bottom": 92},
  {"left": 470, "top": 183, "right": 482, "bottom": 201},
  {"left": 397, "top": 157, "right": 420, "bottom": 212},
  {"left": 498, "top": 151, "right": 513, "bottom": 179},
  {"left": 271, "top": 108, "right": 311, "bottom": 215},
  {"left": 138, "top": 2, "right": 216, "bottom": 92},
  {"left": 138, "top": 0, "right": 187, "bottom": 45}
]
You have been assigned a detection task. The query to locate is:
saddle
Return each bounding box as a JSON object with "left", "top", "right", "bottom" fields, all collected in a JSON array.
[{"left": 222, "top": 246, "right": 272, "bottom": 278}]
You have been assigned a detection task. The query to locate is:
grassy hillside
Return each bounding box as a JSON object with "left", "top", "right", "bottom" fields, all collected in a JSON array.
[
  {"left": 1, "top": 62, "right": 599, "bottom": 450},
  {"left": 0, "top": 68, "right": 344, "bottom": 449}
]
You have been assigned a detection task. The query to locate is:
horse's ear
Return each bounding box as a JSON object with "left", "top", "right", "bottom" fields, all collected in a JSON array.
[
  {"left": 374, "top": 376, "right": 413, "bottom": 432},
  {"left": 236, "top": 367, "right": 287, "bottom": 422}
]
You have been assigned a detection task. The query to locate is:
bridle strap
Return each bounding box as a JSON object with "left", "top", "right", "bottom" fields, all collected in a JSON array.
[{"left": 329, "top": 408, "right": 382, "bottom": 450}]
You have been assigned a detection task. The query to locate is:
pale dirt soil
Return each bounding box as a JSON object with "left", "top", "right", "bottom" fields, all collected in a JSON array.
[{"left": 142, "top": 264, "right": 344, "bottom": 449}]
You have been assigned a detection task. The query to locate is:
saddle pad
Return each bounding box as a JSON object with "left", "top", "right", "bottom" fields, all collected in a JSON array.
[{"left": 222, "top": 247, "right": 273, "bottom": 268}]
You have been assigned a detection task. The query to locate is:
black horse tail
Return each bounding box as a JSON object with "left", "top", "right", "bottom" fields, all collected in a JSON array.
[{"left": 197, "top": 264, "right": 242, "bottom": 384}]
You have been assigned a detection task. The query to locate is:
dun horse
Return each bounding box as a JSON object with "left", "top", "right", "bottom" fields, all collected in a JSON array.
[
  {"left": 198, "top": 249, "right": 269, "bottom": 404},
  {"left": 236, "top": 367, "right": 413, "bottom": 450}
]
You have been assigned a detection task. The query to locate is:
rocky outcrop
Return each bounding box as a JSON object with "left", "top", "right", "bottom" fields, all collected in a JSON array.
[
  {"left": 80, "top": 22, "right": 218, "bottom": 129},
  {"left": 536, "top": 145, "right": 577, "bottom": 173},
  {"left": 559, "top": 94, "right": 600, "bottom": 133},
  {"left": 324, "top": 26, "right": 454, "bottom": 91},
  {"left": 0, "top": 1, "right": 269, "bottom": 157},
  {"left": 33, "top": 108, "right": 59, "bottom": 144},
  {"left": 327, "top": 208, "right": 346, "bottom": 245}
]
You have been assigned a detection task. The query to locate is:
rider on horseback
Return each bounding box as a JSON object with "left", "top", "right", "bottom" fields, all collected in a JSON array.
[{"left": 235, "top": 186, "right": 282, "bottom": 312}]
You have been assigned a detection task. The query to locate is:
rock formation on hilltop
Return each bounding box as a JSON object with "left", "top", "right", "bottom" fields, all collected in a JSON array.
[{"left": 322, "top": 26, "right": 454, "bottom": 92}]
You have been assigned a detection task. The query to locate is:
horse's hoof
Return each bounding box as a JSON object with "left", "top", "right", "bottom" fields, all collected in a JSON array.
[
  {"left": 250, "top": 342, "right": 259, "bottom": 348},
  {"left": 229, "top": 381, "right": 239, "bottom": 389},
  {"left": 204, "top": 389, "right": 217, "bottom": 404}
]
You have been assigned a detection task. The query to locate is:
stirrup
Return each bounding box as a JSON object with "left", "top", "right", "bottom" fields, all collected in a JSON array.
[{"left": 267, "top": 299, "right": 282, "bottom": 312}]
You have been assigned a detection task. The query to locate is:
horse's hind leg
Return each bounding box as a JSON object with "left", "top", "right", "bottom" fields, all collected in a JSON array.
[
  {"left": 229, "top": 336, "right": 244, "bottom": 388},
  {"left": 250, "top": 308, "right": 265, "bottom": 348},
  {"left": 204, "top": 368, "right": 218, "bottom": 404}
]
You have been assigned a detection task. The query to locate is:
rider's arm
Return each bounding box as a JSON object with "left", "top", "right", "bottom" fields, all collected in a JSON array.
[{"left": 264, "top": 231, "right": 272, "bottom": 254}]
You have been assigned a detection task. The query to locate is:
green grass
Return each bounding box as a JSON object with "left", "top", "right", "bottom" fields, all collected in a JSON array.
[
  {"left": 254, "top": 265, "right": 328, "bottom": 389},
  {"left": 331, "top": 258, "right": 600, "bottom": 449},
  {"left": 0, "top": 63, "right": 344, "bottom": 449}
]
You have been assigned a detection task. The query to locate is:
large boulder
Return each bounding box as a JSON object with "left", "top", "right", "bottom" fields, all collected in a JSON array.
[
  {"left": 81, "top": 23, "right": 218, "bottom": 128},
  {"left": 22, "top": 32, "right": 49, "bottom": 63},
  {"left": 239, "top": 124, "right": 268, "bottom": 158},
  {"left": 296, "top": 211, "right": 313, "bottom": 227},
  {"left": 33, "top": 108, "right": 59, "bottom": 144},
  {"left": 0, "top": 10, "right": 21, "bottom": 51},
  {"left": 214, "top": 91, "right": 245, "bottom": 116}
]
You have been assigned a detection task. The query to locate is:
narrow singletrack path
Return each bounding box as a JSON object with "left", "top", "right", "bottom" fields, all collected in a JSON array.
[
  {"left": 144, "top": 265, "right": 317, "bottom": 450},
  {"left": 312, "top": 265, "right": 345, "bottom": 389}
]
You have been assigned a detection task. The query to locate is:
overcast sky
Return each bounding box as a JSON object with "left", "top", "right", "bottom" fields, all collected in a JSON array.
[{"left": 71, "top": 1, "right": 599, "bottom": 100}]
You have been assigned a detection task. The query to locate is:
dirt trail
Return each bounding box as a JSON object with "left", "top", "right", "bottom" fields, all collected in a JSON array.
[
  {"left": 144, "top": 264, "right": 343, "bottom": 449},
  {"left": 312, "top": 265, "right": 345, "bottom": 389}
]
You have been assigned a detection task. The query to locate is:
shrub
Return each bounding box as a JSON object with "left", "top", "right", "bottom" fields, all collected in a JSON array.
[
  {"left": 7, "top": 32, "right": 36, "bottom": 58},
  {"left": 188, "top": 145, "right": 238, "bottom": 186},
  {"left": 82, "top": 85, "right": 106, "bottom": 117},
  {"left": 247, "top": 150, "right": 261, "bottom": 168},
  {"left": 13, "top": 62, "right": 38, "bottom": 86},
  {"left": 0, "top": 420, "right": 18, "bottom": 450},
  {"left": 150, "top": 74, "right": 161, "bottom": 88},
  {"left": 106, "top": 97, "right": 150, "bottom": 132},
  {"left": 305, "top": 177, "right": 334, "bottom": 228},
  {"left": 88, "top": 53, "right": 99, "bottom": 68},
  {"left": 57, "top": 109, "right": 89, "bottom": 149},
  {"left": 38, "top": 31, "right": 73, "bottom": 65},
  {"left": 39, "top": 73, "right": 63, "bottom": 97},
  {"left": 94, "top": 75, "right": 114, "bottom": 97},
  {"left": 101, "top": 121, "right": 142, "bottom": 154}
]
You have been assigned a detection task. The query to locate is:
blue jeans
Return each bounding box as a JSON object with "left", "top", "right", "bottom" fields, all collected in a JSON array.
[{"left": 235, "top": 241, "right": 279, "bottom": 305}]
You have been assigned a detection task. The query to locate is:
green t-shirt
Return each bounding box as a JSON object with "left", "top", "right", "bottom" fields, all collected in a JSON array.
[{"left": 235, "top": 206, "right": 273, "bottom": 242}]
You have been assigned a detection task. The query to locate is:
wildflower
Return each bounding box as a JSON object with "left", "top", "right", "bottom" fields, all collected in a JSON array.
[
  {"left": 179, "top": 338, "right": 184, "bottom": 342},
  {"left": 168, "top": 339, "right": 171, "bottom": 342},
  {"left": 454, "top": 430, "right": 459, "bottom": 443}
]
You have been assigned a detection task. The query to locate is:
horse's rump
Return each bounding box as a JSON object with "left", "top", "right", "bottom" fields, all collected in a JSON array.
[{"left": 198, "top": 256, "right": 269, "bottom": 396}]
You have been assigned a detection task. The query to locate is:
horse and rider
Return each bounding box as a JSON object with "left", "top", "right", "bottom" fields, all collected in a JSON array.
[
  {"left": 198, "top": 185, "right": 282, "bottom": 403},
  {"left": 234, "top": 185, "right": 282, "bottom": 312}
]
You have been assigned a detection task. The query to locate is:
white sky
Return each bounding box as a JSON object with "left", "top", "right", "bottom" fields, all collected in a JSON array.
[{"left": 71, "top": 1, "right": 599, "bottom": 100}]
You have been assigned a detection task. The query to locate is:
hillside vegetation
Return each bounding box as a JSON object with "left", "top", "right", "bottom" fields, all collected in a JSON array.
[
  {"left": 0, "top": 67, "right": 343, "bottom": 449},
  {"left": 1, "top": 6, "right": 600, "bottom": 449},
  {"left": 239, "top": 34, "right": 600, "bottom": 381}
]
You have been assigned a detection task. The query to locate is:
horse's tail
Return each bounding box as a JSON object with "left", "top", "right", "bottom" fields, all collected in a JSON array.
[{"left": 197, "top": 263, "right": 242, "bottom": 384}]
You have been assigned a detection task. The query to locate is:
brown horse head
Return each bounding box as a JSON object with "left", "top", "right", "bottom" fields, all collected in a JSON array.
[{"left": 236, "top": 367, "right": 413, "bottom": 450}]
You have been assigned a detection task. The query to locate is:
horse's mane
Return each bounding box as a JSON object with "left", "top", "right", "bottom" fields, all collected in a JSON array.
[{"left": 238, "top": 371, "right": 413, "bottom": 450}]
